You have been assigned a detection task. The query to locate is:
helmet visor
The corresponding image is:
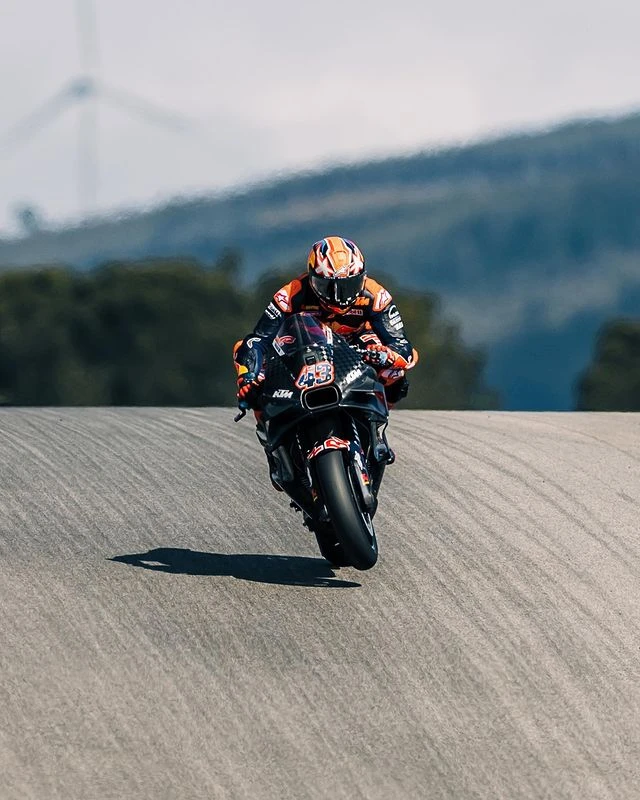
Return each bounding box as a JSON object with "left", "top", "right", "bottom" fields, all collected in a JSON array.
[{"left": 310, "top": 273, "right": 365, "bottom": 307}]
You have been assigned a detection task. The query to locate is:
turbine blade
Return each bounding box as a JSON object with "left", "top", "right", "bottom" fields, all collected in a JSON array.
[
  {"left": 0, "top": 85, "right": 80, "bottom": 154},
  {"left": 99, "top": 84, "right": 195, "bottom": 133}
]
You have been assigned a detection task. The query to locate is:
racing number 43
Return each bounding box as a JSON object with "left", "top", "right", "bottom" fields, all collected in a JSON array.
[{"left": 295, "top": 361, "right": 335, "bottom": 389}]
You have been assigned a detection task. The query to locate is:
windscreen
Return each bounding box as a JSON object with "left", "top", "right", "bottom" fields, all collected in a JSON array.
[{"left": 271, "top": 313, "right": 331, "bottom": 358}]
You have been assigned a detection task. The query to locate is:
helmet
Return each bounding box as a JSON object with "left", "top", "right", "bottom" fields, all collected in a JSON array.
[{"left": 307, "top": 236, "right": 366, "bottom": 311}]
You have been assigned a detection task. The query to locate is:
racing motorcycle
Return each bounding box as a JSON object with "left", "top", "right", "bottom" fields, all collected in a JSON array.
[{"left": 235, "top": 312, "right": 395, "bottom": 570}]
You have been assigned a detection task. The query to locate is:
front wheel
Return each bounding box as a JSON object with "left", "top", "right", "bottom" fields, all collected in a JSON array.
[
  {"left": 311, "top": 520, "right": 350, "bottom": 568},
  {"left": 314, "top": 450, "right": 378, "bottom": 570}
]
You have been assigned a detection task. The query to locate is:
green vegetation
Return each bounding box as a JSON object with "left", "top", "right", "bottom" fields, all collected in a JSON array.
[
  {"left": 2, "top": 112, "right": 640, "bottom": 410},
  {"left": 0, "top": 257, "right": 498, "bottom": 409},
  {"left": 575, "top": 320, "right": 640, "bottom": 411}
]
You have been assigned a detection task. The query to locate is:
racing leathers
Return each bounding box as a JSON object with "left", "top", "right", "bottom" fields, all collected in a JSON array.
[{"left": 234, "top": 273, "right": 418, "bottom": 407}]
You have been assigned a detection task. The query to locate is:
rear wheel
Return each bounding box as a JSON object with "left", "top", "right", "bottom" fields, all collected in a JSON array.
[{"left": 314, "top": 450, "right": 378, "bottom": 570}]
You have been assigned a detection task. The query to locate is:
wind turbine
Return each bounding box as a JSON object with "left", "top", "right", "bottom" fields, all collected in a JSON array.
[{"left": 0, "top": 0, "right": 195, "bottom": 218}]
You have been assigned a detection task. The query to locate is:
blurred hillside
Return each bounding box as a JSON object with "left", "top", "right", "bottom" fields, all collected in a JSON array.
[{"left": 1, "top": 111, "right": 640, "bottom": 409}]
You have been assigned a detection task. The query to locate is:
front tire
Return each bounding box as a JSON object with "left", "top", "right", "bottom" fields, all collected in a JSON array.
[
  {"left": 314, "top": 450, "right": 378, "bottom": 570},
  {"left": 312, "top": 521, "right": 350, "bottom": 568}
]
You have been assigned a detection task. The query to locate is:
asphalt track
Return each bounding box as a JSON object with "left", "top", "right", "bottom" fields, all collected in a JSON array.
[{"left": 1, "top": 409, "right": 639, "bottom": 800}]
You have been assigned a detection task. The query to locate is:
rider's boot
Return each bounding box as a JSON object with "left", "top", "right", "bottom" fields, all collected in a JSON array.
[
  {"left": 371, "top": 420, "right": 395, "bottom": 465},
  {"left": 255, "top": 419, "right": 284, "bottom": 492},
  {"left": 369, "top": 422, "right": 394, "bottom": 517}
]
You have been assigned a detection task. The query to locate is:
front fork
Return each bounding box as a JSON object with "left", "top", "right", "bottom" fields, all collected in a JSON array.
[
  {"left": 348, "top": 439, "right": 377, "bottom": 514},
  {"left": 263, "top": 413, "right": 391, "bottom": 521},
  {"left": 305, "top": 418, "right": 379, "bottom": 517}
]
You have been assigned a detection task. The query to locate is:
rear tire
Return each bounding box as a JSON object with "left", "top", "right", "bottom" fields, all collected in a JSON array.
[{"left": 314, "top": 450, "right": 378, "bottom": 570}]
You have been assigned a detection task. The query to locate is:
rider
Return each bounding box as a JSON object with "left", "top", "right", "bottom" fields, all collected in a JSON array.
[{"left": 233, "top": 235, "right": 418, "bottom": 411}]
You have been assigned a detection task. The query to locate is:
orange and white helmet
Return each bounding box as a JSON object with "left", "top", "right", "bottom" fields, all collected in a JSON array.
[{"left": 307, "top": 236, "right": 366, "bottom": 310}]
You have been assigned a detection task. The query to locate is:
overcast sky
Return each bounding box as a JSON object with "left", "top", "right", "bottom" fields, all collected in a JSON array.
[{"left": 1, "top": 0, "right": 639, "bottom": 233}]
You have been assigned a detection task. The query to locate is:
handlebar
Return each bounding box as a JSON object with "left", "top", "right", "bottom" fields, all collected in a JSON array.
[{"left": 234, "top": 402, "right": 248, "bottom": 422}]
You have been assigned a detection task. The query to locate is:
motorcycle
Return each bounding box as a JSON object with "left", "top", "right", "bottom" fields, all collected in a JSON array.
[{"left": 235, "top": 312, "right": 395, "bottom": 570}]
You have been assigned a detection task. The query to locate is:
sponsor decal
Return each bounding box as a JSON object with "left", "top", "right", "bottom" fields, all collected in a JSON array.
[
  {"left": 273, "top": 333, "right": 295, "bottom": 356},
  {"left": 246, "top": 337, "right": 261, "bottom": 349},
  {"left": 347, "top": 308, "right": 364, "bottom": 316},
  {"left": 272, "top": 389, "right": 294, "bottom": 399},
  {"left": 321, "top": 325, "right": 334, "bottom": 345},
  {"left": 265, "top": 302, "right": 281, "bottom": 320},
  {"left": 352, "top": 448, "right": 370, "bottom": 485},
  {"left": 380, "top": 368, "right": 405, "bottom": 382},
  {"left": 307, "top": 436, "right": 351, "bottom": 461},
  {"left": 341, "top": 366, "right": 363, "bottom": 385},
  {"left": 388, "top": 304, "right": 403, "bottom": 330},
  {"left": 274, "top": 289, "right": 291, "bottom": 311},
  {"left": 275, "top": 335, "right": 295, "bottom": 346}
]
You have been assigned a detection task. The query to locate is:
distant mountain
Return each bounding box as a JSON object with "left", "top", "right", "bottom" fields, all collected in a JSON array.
[{"left": 2, "top": 111, "right": 640, "bottom": 410}]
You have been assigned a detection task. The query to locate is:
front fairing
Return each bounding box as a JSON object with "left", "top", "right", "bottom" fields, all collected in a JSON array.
[
  {"left": 261, "top": 313, "right": 335, "bottom": 419},
  {"left": 339, "top": 369, "right": 388, "bottom": 419},
  {"left": 261, "top": 313, "right": 388, "bottom": 444}
]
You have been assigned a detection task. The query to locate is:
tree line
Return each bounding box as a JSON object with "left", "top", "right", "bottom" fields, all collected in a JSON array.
[
  {"left": 575, "top": 320, "right": 640, "bottom": 411},
  {"left": 0, "top": 255, "right": 498, "bottom": 409},
  {"left": 0, "top": 254, "right": 635, "bottom": 409}
]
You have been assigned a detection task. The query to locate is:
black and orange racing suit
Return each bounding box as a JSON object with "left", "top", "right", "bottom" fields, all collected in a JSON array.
[{"left": 234, "top": 273, "right": 418, "bottom": 405}]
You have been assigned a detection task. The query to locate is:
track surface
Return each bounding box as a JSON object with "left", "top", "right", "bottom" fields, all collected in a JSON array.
[{"left": 1, "top": 409, "right": 639, "bottom": 799}]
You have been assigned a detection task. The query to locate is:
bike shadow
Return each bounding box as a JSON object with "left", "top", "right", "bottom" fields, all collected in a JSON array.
[{"left": 109, "top": 547, "right": 361, "bottom": 588}]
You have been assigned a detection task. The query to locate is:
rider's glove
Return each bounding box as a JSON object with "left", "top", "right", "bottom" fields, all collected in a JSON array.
[
  {"left": 236, "top": 371, "right": 265, "bottom": 407},
  {"left": 363, "top": 344, "right": 405, "bottom": 369}
]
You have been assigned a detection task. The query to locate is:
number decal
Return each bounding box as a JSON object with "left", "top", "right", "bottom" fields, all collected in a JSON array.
[
  {"left": 316, "top": 362, "right": 333, "bottom": 384},
  {"left": 295, "top": 361, "right": 335, "bottom": 389}
]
